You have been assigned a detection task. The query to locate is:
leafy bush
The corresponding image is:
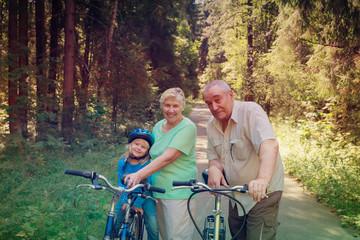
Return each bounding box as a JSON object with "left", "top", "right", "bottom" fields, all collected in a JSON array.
[{"left": 274, "top": 118, "right": 360, "bottom": 232}]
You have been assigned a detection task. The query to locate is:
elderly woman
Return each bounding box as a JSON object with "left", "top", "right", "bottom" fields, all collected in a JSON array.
[{"left": 125, "top": 87, "right": 197, "bottom": 240}]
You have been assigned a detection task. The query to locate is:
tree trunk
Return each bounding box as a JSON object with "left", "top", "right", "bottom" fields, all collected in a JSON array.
[
  {"left": 98, "top": 0, "right": 118, "bottom": 100},
  {"left": 8, "top": 0, "right": 21, "bottom": 134},
  {"left": 79, "top": 27, "right": 91, "bottom": 118},
  {"left": 18, "top": 0, "right": 29, "bottom": 138},
  {"left": 35, "top": 0, "right": 47, "bottom": 139},
  {"left": 48, "top": 0, "right": 61, "bottom": 129},
  {"left": 112, "top": 91, "right": 118, "bottom": 133},
  {"left": 245, "top": 0, "right": 254, "bottom": 102},
  {"left": 62, "top": 0, "right": 76, "bottom": 142},
  {"left": 198, "top": 37, "right": 208, "bottom": 74}
]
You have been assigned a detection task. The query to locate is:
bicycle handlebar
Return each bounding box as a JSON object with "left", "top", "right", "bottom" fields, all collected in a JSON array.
[
  {"left": 65, "top": 169, "right": 94, "bottom": 179},
  {"left": 120, "top": 173, "right": 165, "bottom": 194},
  {"left": 172, "top": 178, "right": 198, "bottom": 187},
  {"left": 172, "top": 178, "right": 249, "bottom": 193},
  {"left": 65, "top": 169, "right": 166, "bottom": 194},
  {"left": 146, "top": 184, "right": 166, "bottom": 193}
]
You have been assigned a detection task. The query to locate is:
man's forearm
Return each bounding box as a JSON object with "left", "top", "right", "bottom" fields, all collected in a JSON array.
[
  {"left": 208, "top": 159, "right": 224, "bottom": 172},
  {"left": 257, "top": 139, "right": 278, "bottom": 184}
]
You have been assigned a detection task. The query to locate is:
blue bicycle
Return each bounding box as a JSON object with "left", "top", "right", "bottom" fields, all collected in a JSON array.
[{"left": 65, "top": 169, "right": 165, "bottom": 240}]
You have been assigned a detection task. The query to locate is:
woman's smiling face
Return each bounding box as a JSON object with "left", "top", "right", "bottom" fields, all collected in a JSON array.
[{"left": 162, "top": 97, "right": 184, "bottom": 126}]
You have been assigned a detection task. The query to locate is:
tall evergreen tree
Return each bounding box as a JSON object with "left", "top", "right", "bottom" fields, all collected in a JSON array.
[
  {"left": 62, "top": 0, "right": 76, "bottom": 142},
  {"left": 47, "top": 0, "right": 62, "bottom": 133},
  {"left": 18, "top": 0, "right": 29, "bottom": 137},
  {"left": 8, "top": 0, "right": 21, "bottom": 134},
  {"left": 35, "top": 0, "right": 47, "bottom": 140}
]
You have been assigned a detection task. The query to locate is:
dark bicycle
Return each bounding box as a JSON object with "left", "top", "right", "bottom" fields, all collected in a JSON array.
[
  {"left": 172, "top": 169, "right": 249, "bottom": 240},
  {"left": 65, "top": 169, "right": 165, "bottom": 240}
]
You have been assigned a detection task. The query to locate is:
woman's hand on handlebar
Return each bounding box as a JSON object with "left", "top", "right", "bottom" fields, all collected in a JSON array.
[{"left": 124, "top": 172, "right": 142, "bottom": 188}]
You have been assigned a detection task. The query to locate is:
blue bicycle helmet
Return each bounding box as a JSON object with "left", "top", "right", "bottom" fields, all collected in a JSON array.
[{"left": 128, "top": 128, "right": 155, "bottom": 147}]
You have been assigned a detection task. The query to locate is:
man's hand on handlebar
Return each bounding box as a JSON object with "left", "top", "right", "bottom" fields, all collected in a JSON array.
[
  {"left": 208, "top": 166, "right": 229, "bottom": 196},
  {"left": 248, "top": 178, "right": 268, "bottom": 202}
]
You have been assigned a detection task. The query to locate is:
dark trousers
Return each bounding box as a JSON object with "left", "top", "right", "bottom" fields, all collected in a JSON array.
[{"left": 228, "top": 191, "right": 283, "bottom": 240}]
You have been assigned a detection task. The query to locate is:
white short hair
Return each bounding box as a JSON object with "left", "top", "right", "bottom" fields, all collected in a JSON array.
[{"left": 159, "top": 87, "right": 186, "bottom": 108}]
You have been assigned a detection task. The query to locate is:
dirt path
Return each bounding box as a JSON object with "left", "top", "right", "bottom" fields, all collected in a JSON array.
[{"left": 188, "top": 102, "right": 356, "bottom": 240}]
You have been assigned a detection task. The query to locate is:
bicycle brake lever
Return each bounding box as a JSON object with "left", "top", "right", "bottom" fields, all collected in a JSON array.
[
  {"left": 77, "top": 184, "right": 106, "bottom": 190},
  {"left": 91, "top": 178, "right": 104, "bottom": 190},
  {"left": 77, "top": 184, "right": 95, "bottom": 189},
  {"left": 145, "top": 196, "right": 158, "bottom": 203}
]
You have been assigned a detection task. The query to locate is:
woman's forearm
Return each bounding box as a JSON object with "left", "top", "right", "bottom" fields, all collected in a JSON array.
[{"left": 137, "top": 147, "right": 183, "bottom": 179}]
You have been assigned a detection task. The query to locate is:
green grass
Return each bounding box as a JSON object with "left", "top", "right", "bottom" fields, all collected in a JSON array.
[
  {"left": 0, "top": 102, "right": 195, "bottom": 239},
  {"left": 0, "top": 143, "right": 126, "bottom": 239},
  {"left": 273, "top": 118, "right": 360, "bottom": 233}
]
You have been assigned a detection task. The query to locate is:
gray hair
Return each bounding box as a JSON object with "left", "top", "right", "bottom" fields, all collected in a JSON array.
[
  {"left": 159, "top": 87, "right": 186, "bottom": 108},
  {"left": 203, "top": 80, "right": 231, "bottom": 94}
]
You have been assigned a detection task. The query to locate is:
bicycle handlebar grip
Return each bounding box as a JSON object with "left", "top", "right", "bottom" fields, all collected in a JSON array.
[
  {"left": 172, "top": 181, "right": 191, "bottom": 186},
  {"left": 120, "top": 173, "right": 129, "bottom": 185},
  {"left": 172, "top": 178, "right": 197, "bottom": 186},
  {"left": 65, "top": 169, "right": 92, "bottom": 179},
  {"left": 147, "top": 185, "right": 166, "bottom": 193}
]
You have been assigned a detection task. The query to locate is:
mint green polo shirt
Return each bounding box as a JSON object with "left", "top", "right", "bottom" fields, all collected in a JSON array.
[{"left": 150, "top": 117, "right": 197, "bottom": 199}]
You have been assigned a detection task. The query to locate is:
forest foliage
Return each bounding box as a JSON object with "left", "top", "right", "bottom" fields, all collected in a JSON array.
[
  {"left": 200, "top": 0, "right": 360, "bottom": 143},
  {"left": 1, "top": 0, "right": 201, "bottom": 143},
  {"left": 0, "top": 0, "right": 359, "bottom": 238},
  {"left": 1, "top": 0, "right": 359, "bottom": 144},
  {"left": 199, "top": 0, "right": 359, "bottom": 231}
]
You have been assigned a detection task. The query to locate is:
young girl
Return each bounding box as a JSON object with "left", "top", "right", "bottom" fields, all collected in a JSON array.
[{"left": 115, "top": 128, "right": 158, "bottom": 240}]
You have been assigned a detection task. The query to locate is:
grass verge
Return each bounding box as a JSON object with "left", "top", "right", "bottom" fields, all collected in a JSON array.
[
  {"left": 0, "top": 143, "right": 126, "bottom": 239},
  {"left": 273, "top": 118, "right": 360, "bottom": 234}
]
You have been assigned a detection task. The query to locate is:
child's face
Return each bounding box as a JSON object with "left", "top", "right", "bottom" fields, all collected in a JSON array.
[{"left": 130, "top": 139, "right": 149, "bottom": 159}]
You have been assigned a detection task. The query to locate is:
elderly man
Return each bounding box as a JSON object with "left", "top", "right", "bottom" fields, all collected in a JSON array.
[{"left": 203, "top": 80, "right": 284, "bottom": 240}]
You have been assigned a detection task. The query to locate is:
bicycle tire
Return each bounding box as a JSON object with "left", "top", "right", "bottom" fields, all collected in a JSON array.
[{"left": 126, "top": 211, "right": 144, "bottom": 240}]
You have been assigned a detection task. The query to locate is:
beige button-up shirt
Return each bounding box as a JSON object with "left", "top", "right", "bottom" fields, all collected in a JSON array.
[{"left": 207, "top": 101, "right": 284, "bottom": 215}]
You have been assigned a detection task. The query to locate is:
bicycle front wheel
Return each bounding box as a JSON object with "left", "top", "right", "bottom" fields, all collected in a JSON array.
[{"left": 127, "top": 211, "right": 144, "bottom": 240}]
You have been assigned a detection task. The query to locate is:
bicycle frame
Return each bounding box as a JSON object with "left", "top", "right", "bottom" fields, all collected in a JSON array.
[
  {"left": 65, "top": 169, "right": 164, "bottom": 240},
  {"left": 104, "top": 195, "right": 119, "bottom": 240},
  {"left": 119, "top": 193, "right": 140, "bottom": 240},
  {"left": 213, "top": 194, "right": 223, "bottom": 240},
  {"left": 104, "top": 187, "right": 142, "bottom": 240},
  {"left": 203, "top": 194, "right": 225, "bottom": 240},
  {"left": 172, "top": 176, "right": 248, "bottom": 240}
]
